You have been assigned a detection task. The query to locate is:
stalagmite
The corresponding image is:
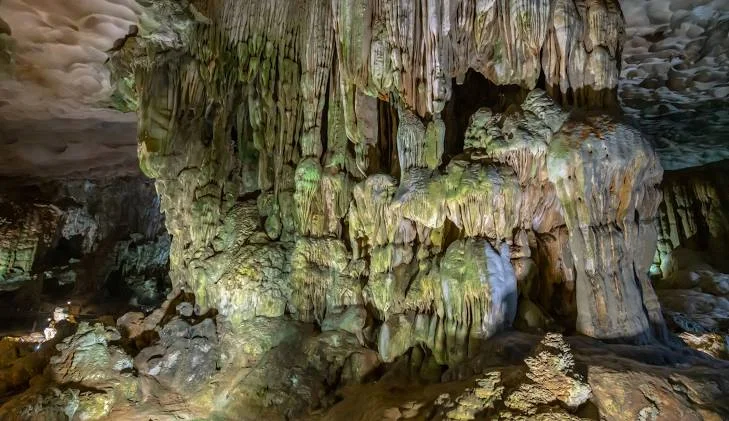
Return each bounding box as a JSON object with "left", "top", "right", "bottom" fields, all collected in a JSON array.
[{"left": 547, "top": 117, "right": 667, "bottom": 342}]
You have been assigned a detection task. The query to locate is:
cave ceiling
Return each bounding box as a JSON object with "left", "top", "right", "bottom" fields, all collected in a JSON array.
[
  {"left": 620, "top": 0, "right": 729, "bottom": 169},
  {"left": 0, "top": 0, "right": 727, "bottom": 176},
  {"left": 0, "top": 0, "right": 140, "bottom": 178}
]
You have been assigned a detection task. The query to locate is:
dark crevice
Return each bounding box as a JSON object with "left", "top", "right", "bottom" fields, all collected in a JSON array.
[
  {"left": 320, "top": 68, "right": 331, "bottom": 159},
  {"left": 42, "top": 235, "right": 84, "bottom": 267},
  {"left": 202, "top": 102, "right": 217, "bottom": 147},
  {"left": 546, "top": 84, "right": 620, "bottom": 112},
  {"left": 441, "top": 70, "right": 530, "bottom": 165},
  {"left": 370, "top": 98, "right": 399, "bottom": 177},
  {"left": 440, "top": 218, "right": 463, "bottom": 251},
  {"left": 230, "top": 123, "right": 239, "bottom": 156}
]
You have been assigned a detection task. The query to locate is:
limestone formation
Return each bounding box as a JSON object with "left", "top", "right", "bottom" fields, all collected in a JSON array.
[
  {"left": 652, "top": 162, "right": 729, "bottom": 357},
  {"left": 134, "top": 317, "right": 219, "bottom": 394},
  {"left": 547, "top": 116, "right": 666, "bottom": 342},
  {"left": 49, "top": 323, "right": 129, "bottom": 384},
  {"left": 506, "top": 333, "right": 591, "bottom": 412},
  {"left": 49, "top": 323, "right": 138, "bottom": 420},
  {"left": 0, "top": 177, "right": 168, "bottom": 308},
  {"left": 656, "top": 161, "right": 729, "bottom": 276},
  {"left": 4, "top": 0, "right": 729, "bottom": 420},
  {"left": 0, "top": 202, "right": 62, "bottom": 290},
  {"left": 128, "top": 2, "right": 668, "bottom": 374}
]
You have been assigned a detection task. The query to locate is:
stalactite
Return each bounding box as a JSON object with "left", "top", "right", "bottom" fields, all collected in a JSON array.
[
  {"left": 131, "top": 0, "right": 665, "bottom": 371},
  {"left": 293, "top": 158, "right": 322, "bottom": 235}
]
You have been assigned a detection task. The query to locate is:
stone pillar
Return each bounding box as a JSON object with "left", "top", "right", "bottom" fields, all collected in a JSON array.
[{"left": 547, "top": 116, "right": 667, "bottom": 343}]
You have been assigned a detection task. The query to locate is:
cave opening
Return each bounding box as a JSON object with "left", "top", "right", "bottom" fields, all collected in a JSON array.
[
  {"left": 441, "top": 69, "right": 532, "bottom": 164},
  {"left": 44, "top": 235, "right": 85, "bottom": 267},
  {"left": 36, "top": 235, "right": 86, "bottom": 300},
  {"left": 103, "top": 268, "right": 134, "bottom": 305}
]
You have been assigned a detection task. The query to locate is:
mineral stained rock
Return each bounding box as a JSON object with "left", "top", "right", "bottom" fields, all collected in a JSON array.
[{"left": 548, "top": 117, "right": 666, "bottom": 343}]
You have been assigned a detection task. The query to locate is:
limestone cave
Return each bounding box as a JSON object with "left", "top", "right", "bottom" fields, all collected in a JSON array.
[{"left": 0, "top": 0, "right": 728, "bottom": 419}]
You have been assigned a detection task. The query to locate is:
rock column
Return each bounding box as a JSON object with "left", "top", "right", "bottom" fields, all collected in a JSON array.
[{"left": 548, "top": 117, "right": 667, "bottom": 342}]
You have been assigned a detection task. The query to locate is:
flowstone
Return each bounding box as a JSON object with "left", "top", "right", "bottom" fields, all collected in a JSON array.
[{"left": 6, "top": 0, "right": 729, "bottom": 419}]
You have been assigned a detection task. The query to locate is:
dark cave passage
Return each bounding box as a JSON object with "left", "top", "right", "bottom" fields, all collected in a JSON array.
[
  {"left": 0, "top": 177, "right": 172, "bottom": 338},
  {"left": 441, "top": 70, "right": 532, "bottom": 163},
  {"left": 372, "top": 98, "right": 400, "bottom": 177}
]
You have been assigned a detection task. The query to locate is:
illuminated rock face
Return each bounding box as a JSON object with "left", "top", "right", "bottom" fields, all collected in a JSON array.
[
  {"left": 132, "top": 0, "right": 666, "bottom": 360},
  {"left": 548, "top": 117, "right": 667, "bottom": 342},
  {"left": 0, "top": 202, "right": 62, "bottom": 291}
]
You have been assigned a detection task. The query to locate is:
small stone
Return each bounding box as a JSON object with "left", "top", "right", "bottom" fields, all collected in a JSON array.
[
  {"left": 400, "top": 401, "right": 423, "bottom": 418},
  {"left": 116, "top": 312, "right": 145, "bottom": 340},
  {"left": 176, "top": 302, "right": 194, "bottom": 317}
]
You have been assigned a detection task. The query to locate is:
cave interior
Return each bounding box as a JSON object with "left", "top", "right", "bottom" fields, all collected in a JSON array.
[{"left": 0, "top": 0, "right": 729, "bottom": 420}]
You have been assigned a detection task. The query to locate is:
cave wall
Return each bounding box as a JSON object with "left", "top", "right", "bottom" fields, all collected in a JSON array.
[
  {"left": 655, "top": 160, "right": 729, "bottom": 275},
  {"left": 0, "top": 200, "right": 61, "bottom": 291},
  {"left": 648, "top": 160, "right": 729, "bottom": 357},
  {"left": 132, "top": 0, "right": 666, "bottom": 361},
  {"left": 0, "top": 177, "right": 169, "bottom": 308}
]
